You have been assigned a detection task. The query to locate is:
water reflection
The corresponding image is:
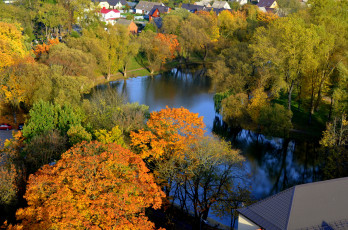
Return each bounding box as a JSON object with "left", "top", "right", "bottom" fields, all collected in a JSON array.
[
  {"left": 95, "top": 67, "right": 321, "bottom": 199},
  {"left": 213, "top": 116, "right": 321, "bottom": 198}
]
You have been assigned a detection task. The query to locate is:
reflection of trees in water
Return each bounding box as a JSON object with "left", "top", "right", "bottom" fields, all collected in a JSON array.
[{"left": 213, "top": 116, "right": 321, "bottom": 198}]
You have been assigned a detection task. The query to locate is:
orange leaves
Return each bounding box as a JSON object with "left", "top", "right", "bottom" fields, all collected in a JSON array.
[
  {"left": 33, "top": 38, "right": 59, "bottom": 58},
  {"left": 15, "top": 141, "right": 165, "bottom": 230},
  {"left": 257, "top": 11, "right": 279, "bottom": 24},
  {"left": 155, "top": 33, "right": 180, "bottom": 60},
  {"left": 131, "top": 107, "right": 206, "bottom": 161}
]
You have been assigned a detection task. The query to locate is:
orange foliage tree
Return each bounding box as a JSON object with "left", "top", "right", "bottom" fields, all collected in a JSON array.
[
  {"left": 33, "top": 38, "right": 59, "bottom": 58},
  {"left": 155, "top": 33, "right": 180, "bottom": 59},
  {"left": 130, "top": 107, "right": 206, "bottom": 161},
  {"left": 257, "top": 11, "right": 279, "bottom": 24},
  {"left": 130, "top": 107, "right": 206, "bottom": 198},
  {"left": 14, "top": 141, "right": 165, "bottom": 230}
]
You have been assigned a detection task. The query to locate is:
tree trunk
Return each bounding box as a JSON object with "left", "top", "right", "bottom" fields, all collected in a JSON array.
[
  {"left": 45, "top": 26, "right": 49, "bottom": 41},
  {"left": 203, "top": 45, "right": 208, "bottom": 62},
  {"left": 123, "top": 63, "right": 127, "bottom": 78},
  {"left": 308, "top": 86, "right": 315, "bottom": 124},
  {"left": 288, "top": 81, "right": 294, "bottom": 111},
  {"left": 328, "top": 96, "right": 334, "bottom": 120},
  {"left": 13, "top": 110, "right": 17, "bottom": 124}
]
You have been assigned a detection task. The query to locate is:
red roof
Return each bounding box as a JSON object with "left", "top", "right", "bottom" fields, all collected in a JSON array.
[{"left": 100, "top": 8, "right": 120, "bottom": 14}]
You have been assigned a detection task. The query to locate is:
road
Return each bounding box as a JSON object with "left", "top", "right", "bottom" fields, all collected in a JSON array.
[{"left": 0, "top": 130, "right": 13, "bottom": 148}]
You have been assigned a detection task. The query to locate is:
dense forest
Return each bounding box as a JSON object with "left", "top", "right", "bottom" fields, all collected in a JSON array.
[{"left": 0, "top": 0, "right": 347, "bottom": 229}]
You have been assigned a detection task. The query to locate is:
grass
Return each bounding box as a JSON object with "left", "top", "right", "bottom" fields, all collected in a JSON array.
[{"left": 273, "top": 93, "right": 329, "bottom": 138}]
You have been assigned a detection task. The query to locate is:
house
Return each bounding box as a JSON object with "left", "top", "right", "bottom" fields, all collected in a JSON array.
[
  {"left": 257, "top": 0, "right": 278, "bottom": 9},
  {"left": 152, "top": 17, "right": 163, "bottom": 30},
  {"left": 112, "top": 0, "right": 127, "bottom": 9},
  {"left": 92, "top": 0, "right": 126, "bottom": 9},
  {"left": 211, "top": 1, "right": 231, "bottom": 9},
  {"left": 134, "top": 1, "right": 164, "bottom": 15},
  {"left": 194, "top": 0, "right": 211, "bottom": 7},
  {"left": 181, "top": 3, "right": 206, "bottom": 13},
  {"left": 100, "top": 8, "right": 121, "bottom": 24},
  {"left": 116, "top": 19, "right": 138, "bottom": 33},
  {"left": 237, "top": 177, "right": 348, "bottom": 230},
  {"left": 230, "top": 0, "right": 248, "bottom": 6},
  {"left": 126, "top": 1, "right": 137, "bottom": 8},
  {"left": 148, "top": 6, "right": 170, "bottom": 21}
]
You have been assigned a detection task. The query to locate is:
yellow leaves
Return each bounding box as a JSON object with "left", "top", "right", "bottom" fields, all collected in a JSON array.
[
  {"left": 95, "top": 126, "right": 125, "bottom": 147},
  {"left": 0, "top": 22, "right": 28, "bottom": 71},
  {"left": 247, "top": 88, "right": 268, "bottom": 123}
]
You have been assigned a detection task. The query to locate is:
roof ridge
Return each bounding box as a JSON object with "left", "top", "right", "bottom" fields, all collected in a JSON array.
[
  {"left": 240, "top": 186, "right": 295, "bottom": 210},
  {"left": 285, "top": 186, "right": 296, "bottom": 230},
  {"left": 295, "top": 177, "right": 348, "bottom": 189}
]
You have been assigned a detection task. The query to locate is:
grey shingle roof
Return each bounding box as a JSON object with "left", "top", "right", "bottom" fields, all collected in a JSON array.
[
  {"left": 211, "top": 1, "right": 228, "bottom": 9},
  {"left": 149, "top": 5, "right": 170, "bottom": 15},
  {"left": 116, "top": 18, "right": 132, "bottom": 26},
  {"left": 135, "top": 1, "right": 163, "bottom": 11},
  {"left": 181, "top": 3, "right": 205, "bottom": 12},
  {"left": 257, "top": 0, "right": 276, "bottom": 8},
  {"left": 152, "top": 17, "right": 162, "bottom": 29},
  {"left": 238, "top": 177, "right": 348, "bottom": 230}
]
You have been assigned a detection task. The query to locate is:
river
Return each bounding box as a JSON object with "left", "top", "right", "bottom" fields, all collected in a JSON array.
[{"left": 95, "top": 67, "right": 322, "bottom": 227}]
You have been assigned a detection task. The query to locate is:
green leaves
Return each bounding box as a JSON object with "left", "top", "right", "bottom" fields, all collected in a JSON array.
[{"left": 23, "top": 101, "right": 83, "bottom": 141}]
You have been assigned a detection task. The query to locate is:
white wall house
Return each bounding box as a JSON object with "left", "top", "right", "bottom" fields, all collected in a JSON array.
[
  {"left": 238, "top": 215, "right": 261, "bottom": 230},
  {"left": 235, "top": 0, "right": 248, "bottom": 5},
  {"left": 100, "top": 8, "right": 121, "bottom": 24}
]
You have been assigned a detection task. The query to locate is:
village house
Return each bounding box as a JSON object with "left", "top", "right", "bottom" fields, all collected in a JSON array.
[
  {"left": 134, "top": 1, "right": 164, "bottom": 15},
  {"left": 194, "top": 0, "right": 211, "bottom": 7},
  {"left": 116, "top": 19, "right": 138, "bottom": 34},
  {"left": 211, "top": 1, "right": 231, "bottom": 9},
  {"left": 99, "top": 8, "right": 121, "bottom": 24},
  {"left": 257, "top": 0, "right": 278, "bottom": 12},
  {"left": 148, "top": 6, "right": 170, "bottom": 21},
  {"left": 92, "top": 0, "right": 127, "bottom": 9},
  {"left": 181, "top": 3, "right": 206, "bottom": 13},
  {"left": 229, "top": 0, "right": 248, "bottom": 6},
  {"left": 238, "top": 177, "right": 348, "bottom": 230}
]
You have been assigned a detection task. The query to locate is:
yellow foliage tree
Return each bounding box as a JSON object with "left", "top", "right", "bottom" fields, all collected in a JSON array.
[{"left": 0, "top": 22, "right": 28, "bottom": 72}]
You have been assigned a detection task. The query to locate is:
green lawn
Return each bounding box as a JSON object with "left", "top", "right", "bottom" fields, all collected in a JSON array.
[
  {"left": 273, "top": 93, "right": 328, "bottom": 138},
  {"left": 118, "top": 56, "right": 151, "bottom": 78}
]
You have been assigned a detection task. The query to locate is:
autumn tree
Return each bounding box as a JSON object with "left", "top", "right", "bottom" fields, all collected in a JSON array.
[
  {"left": 256, "top": 11, "right": 278, "bottom": 25},
  {"left": 83, "top": 88, "right": 149, "bottom": 134},
  {"left": 33, "top": 38, "right": 59, "bottom": 59},
  {"left": 15, "top": 142, "right": 165, "bottom": 229},
  {"left": 138, "top": 31, "right": 173, "bottom": 75},
  {"left": 0, "top": 22, "right": 28, "bottom": 72},
  {"left": 251, "top": 15, "right": 318, "bottom": 111},
  {"left": 0, "top": 132, "right": 25, "bottom": 224},
  {"left": 44, "top": 43, "right": 98, "bottom": 80},
  {"left": 167, "top": 136, "right": 246, "bottom": 225},
  {"left": 95, "top": 126, "right": 126, "bottom": 147},
  {"left": 131, "top": 107, "right": 205, "bottom": 161},
  {"left": 34, "top": 3, "right": 68, "bottom": 40}
]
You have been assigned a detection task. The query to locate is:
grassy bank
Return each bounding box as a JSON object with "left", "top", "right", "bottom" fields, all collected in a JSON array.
[{"left": 273, "top": 93, "right": 328, "bottom": 139}]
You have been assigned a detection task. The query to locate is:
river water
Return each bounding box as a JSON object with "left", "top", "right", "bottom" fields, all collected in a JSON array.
[{"left": 96, "top": 67, "right": 321, "bottom": 226}]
